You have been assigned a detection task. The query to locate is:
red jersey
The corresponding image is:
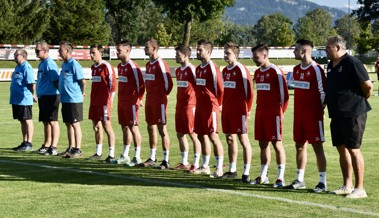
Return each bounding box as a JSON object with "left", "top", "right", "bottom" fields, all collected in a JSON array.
[
  {"left": 145, "top": 58, "right": 173, "bottom": 105},
  {"left": 376, "top": 60, "right": 379, "bottom": 74},
  {"left": 117, "top": 60, "right": 145, "bottom": 105},
  {"left": 222, "top": 62, "right": 253, "bottom": 114},
  {"left": 176, "top": 64, "right": 196, "bottom": 109},
  {"left": 90, "top": 60, "right": 117, "bottom": 106},
  {"left": 195, "top": 61, "right": 224, "bottom": 110},
  {"left": 254, "top": 64, "right": 289, "bottom": 112},
  {"left": 292, "top": 61, "right": 326, "bottom": 115}
]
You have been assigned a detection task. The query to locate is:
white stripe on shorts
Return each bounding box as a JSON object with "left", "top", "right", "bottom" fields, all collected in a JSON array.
[
  {"left": 161, "top": 104, "right": 166, "bottom": 124},
  {"left": 276, "top": 116, "right": 281, "bottom": 140}
]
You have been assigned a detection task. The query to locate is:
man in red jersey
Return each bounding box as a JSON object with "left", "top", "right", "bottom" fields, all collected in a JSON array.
[
  {"left": 250, "top": 44, "right": 289, "bottom": 188},
  {"left": 285, "top": 39, "right": 327, "bottom": 192},
  {"left": 139, "top": 39, "right": 173, "bottom": 169},
  {"left": 87, "top": 45, "right": 117, "bottom": 163},
  {"left": 110, "top": 41, "right": 145, "bottom": 166},
  {"left": 193, "top": 39, "right": 224, "bottom": 178},
  {"left": 173, "top": 44, "right": 201, "bottom": 171},
  {"left": 220, "top": 42, "right": 253, "bottom": 183}
]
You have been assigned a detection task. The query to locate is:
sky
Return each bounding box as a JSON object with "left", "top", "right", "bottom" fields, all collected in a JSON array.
[{"left": 307, "top": 0, "right": 361, "bottom": 11}]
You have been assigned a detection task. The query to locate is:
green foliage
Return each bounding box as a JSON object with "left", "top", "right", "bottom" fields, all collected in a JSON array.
[
  {"left": 44, "top": 0, "right": 111, "bottom": 45},
  {"left": 217, "top": 21, "right": 255, "bottom": 47},
  {"left": 253, "top": 13, "right": 294, "bottom": 46},
  {"left": 334, "top": 15, "right": 361, "bottom": 50},
  {"left": 294, "top": 8, "right": 336, "bottom": 46},
  {"left": 154, "top": 23, "right": 171, "bottom": 46},
  {"left": 353, "top": 0, "right": 379, "bottom": 22},
  {"left": 356, "top": 22, "right": 374, "bottom": 54},
  {"left": 0, "top": 0, "right": 49, "bottom": 44}
]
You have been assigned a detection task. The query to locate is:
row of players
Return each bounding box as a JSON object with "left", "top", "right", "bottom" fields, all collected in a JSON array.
[{"left": 10, "top": 36, "right": 372, "bottom": 199}]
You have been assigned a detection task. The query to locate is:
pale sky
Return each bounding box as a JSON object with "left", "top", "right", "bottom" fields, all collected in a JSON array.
[{"left": 307, "top": 0, "right": 361, "bottom": 11}]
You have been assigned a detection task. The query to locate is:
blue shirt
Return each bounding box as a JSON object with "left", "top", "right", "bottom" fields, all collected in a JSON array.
[
  {"left": 36, "top": 57, "right": 59, "bottom": 97},
  {"left": 59, "top": 58, "right": 84, "bottom": 103},
  {"left": 9, "top": 61, "right": 35, "bottom": 105}
]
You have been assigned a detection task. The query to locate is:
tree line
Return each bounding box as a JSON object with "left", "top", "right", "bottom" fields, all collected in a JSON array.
[{"left": 0, "top": 0, "right": 378, "bottom": 54}]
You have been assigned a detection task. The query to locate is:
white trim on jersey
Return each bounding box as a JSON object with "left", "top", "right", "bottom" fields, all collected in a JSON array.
[
  {"left": 311, "top": 62, "right": 326, "bottom": 105},
  {"left": 236, "top": 62, "right": 249, "bottom": 98},
  {"left": 272, "top": 64, "right": 285, "bottom": 107},
  {"left": 102, "top": 60, "right": 114, "bottom": 91},
  {"left": 209, "top": 61, "right": 218, "bottom": 96},
  {"left": 157, "top": 58, "right": 169, "bottom": 92},
  {"left": 129, "top": 60, "right": 141, "bottom": 95}
]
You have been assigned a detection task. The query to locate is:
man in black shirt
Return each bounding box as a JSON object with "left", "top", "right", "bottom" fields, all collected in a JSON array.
[{"left": 325, "top": 35, "right": 373, "bottom": 198}]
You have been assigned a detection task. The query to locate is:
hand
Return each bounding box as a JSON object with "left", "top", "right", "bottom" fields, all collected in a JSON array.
[
  {"left": 219, "top": 105, "right": 222, "bottom": 112},
  {"left": 82, "top": 93, "right": 86, "bottom": 98},
  {"left": 33, "top": 96, "right": 38, "bottom": 102},
  {"left": 140, "top": 100, "right": 144, "bottom": 107},
  {"left": 247, "top": 111, "right": 251, "bottom": 119}
]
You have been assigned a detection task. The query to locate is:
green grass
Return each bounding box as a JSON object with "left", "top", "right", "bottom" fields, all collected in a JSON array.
[{"left": 0, "top": 81, "right": 379, "bottom": 218}]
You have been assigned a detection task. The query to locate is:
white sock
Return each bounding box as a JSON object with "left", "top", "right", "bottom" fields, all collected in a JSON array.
[
  {"left": 135, "top": 147, "right": 141, "bottom": 159},
  {"left": 122, "top": 144, "right": 130, "bottom": 157},
  {"left": 229, "top": 162, "right": 237, "bottom": 172},
  {"left": 297, "top": 169, "right": 305, "bottom": 182},
  {"left": 202, "top": 155, "right": 210, "bottom": 167},
  {"left": 260, "top": 164, "right": 269, "bottom": 179},
  {"left": 163, "top": 150, "right": 169, "bottom": 162},
  {"left": 216, "top": 156, "right": 224, "bottom": 170},
  {"left": 194, "top": 153, "right": 201, "bottom": 168},
  {"left": 181, "top": 151, "right": 189, "bottom": 165},
  {"left": 150, "top": 148, "right": 156, "bottom": 160},
  {"left": 243, "top": 164, "right": 251, "bottom": 176},
  {"left": 277, "top": 164, "right": 285, "bottom": 180},
  {"left": 96, "top": 144, "right": 102, "bottom": 156},
  {"left": 319, "top": 171, "right": 326, "bottom": 184},
  {"left": 109, "top": 146, "right": 115, "bottom": 158}
]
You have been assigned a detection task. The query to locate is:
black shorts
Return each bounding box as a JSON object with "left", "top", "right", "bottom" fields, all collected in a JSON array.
[
  {"left": 12, "top": 105, "right": 33, "bottom": 121},
  {"left": 62, "top": 102, "right": 83, "bottom": 123},
  {"left": 38, "top": 95, "right": 59, "bottom": 122},
  {"left": 330, "top": 113, "right": 367, "bottom": 149}
]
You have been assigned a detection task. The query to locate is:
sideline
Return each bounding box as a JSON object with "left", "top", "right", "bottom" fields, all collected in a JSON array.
[{"left": 1, "top": 159, "right": 378, "bottom": 217}]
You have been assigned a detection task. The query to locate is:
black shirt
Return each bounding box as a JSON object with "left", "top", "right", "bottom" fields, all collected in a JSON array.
[{"left": 326, "top": 53, "right": 371, "bottom": 118}]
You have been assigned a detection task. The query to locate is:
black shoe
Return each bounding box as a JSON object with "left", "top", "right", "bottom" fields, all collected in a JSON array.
[
  {"left": 87, "top": 153, "right": 103, "bottom": 160},
  {"left": 241, "top": 175, "right": 251, "bottom": 183},
  {"left": 12, "top": 142, "right": 32, "bottom": 151},
  {"left": 58, "top": 147, "right": 73, "bottom": 156},
  {"left": 104, "top": 156, "right": 116, "bottom": 163},
  {"left": 220, "top": 171, "right": 238, "bottom": 179},
  {"left": 44, "top": 147, "right": 58, "bottom": 156},
  {"left": 158, "top": 160, "right": 169, "bottom": 170},
  {"left": 35, "top": 145, "right": 49, "bottom": 154}
]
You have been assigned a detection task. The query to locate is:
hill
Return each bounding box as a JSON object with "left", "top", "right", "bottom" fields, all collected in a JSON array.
[{"left": 224, "top": 0, "right": 347, "bottom": 25}]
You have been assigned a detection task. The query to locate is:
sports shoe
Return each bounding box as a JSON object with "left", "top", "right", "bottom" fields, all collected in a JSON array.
[
  {"left": 313, "top": 182, "right": 327, "bottom": 193},
  {"left": 44, "top": 147, "right": 58, "bottom": 156},
  {"left": 346, "top": 188, "right": 367, "bottom": 199},
  {"left": 241, "top": 175, "right": 251, "bottom": 183},
  {"left": 249, "top": 176, "right": 270, "bottom": 185},
  {"left": 188, "top": 165, "right": 198, "bottom": 173},
  {"left": 193, "top": 166, "right": 211, "bottom": 175},
  {"left": 12, "top": 142, "right": 33, "bottom": 151},
  {"left": 127, "top": 157, "right": 142, "bottom": 166},
  {"left": 110, "top": 155, "right": 130, "bottom": 164},
  {"left": 211, "top": 168, "right": 223, "bottom": 178},
  {"left": 58, "top": 147, "right": 73, "bottom": 157},
  {"left": 35, "top": 145, "right": 49, "bottom": 154},
  {"left": 273, "top": 179, "right": 285, "bottom": 188},
  {"left": 64, "top": 148, "right": 83, "bottom": 159},
  {"left": 158, "top": 160, "right": 169, "bottom": 170},
  {"left": 87, "top": 153, "right": 103, "bottom": 160},
  {"left": 137, "top": 158, "right": 157, "bottom": 167},
  {"left": 330, "top": 186, "right": 353, "bottom": 195},
  {"left": 104, "top": 156, "right": 116, "bottom": 163},
  {"left": 220, "top": 171, "right": 237, "bottom": 179},
  {"left": 174, "top": 163, "right": 190, "bottom": 170},
  {"left": 285, "top": 179, "right": 306, "bottom": 189}
]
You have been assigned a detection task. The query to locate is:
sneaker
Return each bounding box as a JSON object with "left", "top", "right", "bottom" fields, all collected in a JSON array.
[
  {"left": 174, "top": 163, "right": 190, "bottom": 170},
  {"left": 110, "top": 155, "right": 130, "bottom": 164},
  {"left": 273, "top": 179, "right": 286, "bottom": 188},
  {"left": 58, "top": 147, "right": 73, "bottom": 157},
  {"left": 12, "top": 142, "right": 33, "bottom": 151},
  {"left": 127, "top": 157, "right": 142, "bottom": 166},
  {"left": 211, "top": 168, "right": 223, "bottom": 178},
  {"left": 87, "top": 153, "right": 103, "bottom": 160},
  {"left": 64, "top": 148, "right": 83, "bottom": 159},
  {"left": 313, "top": 182, "right": 327, "bottom": 193},
  {"left": 330, "top": 186, "right": 353, "bottom": 195},
  {"left": 158, "top": 160, "right": 169, "bottom": 170},
  {"left": 241, "top": 175, "right": 251, "bottom": 183},
  {"left": 35, "top": 145, "right": 49, "bottom": 154},
  {"left": 249, "top": 176, "right": 270, "bottom": 185},
  {"left": 193, "top": 166, "right": 211, "bottom": 175},
  {"left": 285, "top": 179, "right": 306, "bottom": 189},
  {"left": 346, "top": 188, "right": 367, "bottom": 199},
  {"left": 104, "top": 156, "right": 116, "bottom": 163},
  {"left": 137, "top": 158, "right": 157, "bottom": 167},
  {"left": 44, "top": 147, "right": 58, "bottom": 156},
  {"left": 220, "top": 171, "right": 237, "bottom": 179},
  {"left": 188, "top": 165, "right": 198, "bottom": 173}
]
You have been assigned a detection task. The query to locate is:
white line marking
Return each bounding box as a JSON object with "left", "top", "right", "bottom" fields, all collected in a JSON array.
[{"left": 1, "top": 159, "right": 378, "bottom": 217}]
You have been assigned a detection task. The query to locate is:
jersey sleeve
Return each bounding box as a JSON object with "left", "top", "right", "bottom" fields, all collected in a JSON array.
[
  {"left": 216, "top": 68, "right": 224, "bottom": 106},
  {"left": 245, "top": 69, "right": 254, "bottom": 112},
  {"left": 278, "top": 71, "right": 289, "bottom": 113},
  {"left": 137, "top": 67, "right": 145, "bottom": 100}
]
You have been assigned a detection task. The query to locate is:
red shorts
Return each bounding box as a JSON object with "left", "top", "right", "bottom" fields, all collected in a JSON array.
[
  {"left": 222, "top": 112, "right": 248, "bottom": 134},
  {"left": 118, "top": 104, "right": 140, "bottom": 126},
  {"left": 194, "top": 107, "right": 220, "bottom": 135},
  {"left": 175, "top": 106, "right": 195, "bottom": 134},
  {"left": 293, "top": 113, "right": 324, "bottom": 144},
  {"left": 254, "top": 108, "right": 283, "bottom": 141},
  {"left": 88, "top": 104, "right": 112, "bottom": 121},
  {"left": 145, "top": 103, "right": 167, "bottom": 125}
]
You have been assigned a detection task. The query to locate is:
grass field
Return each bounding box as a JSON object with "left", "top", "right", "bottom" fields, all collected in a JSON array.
[{"left": 0, "top": 80, "right": 379, "bottom": 218}]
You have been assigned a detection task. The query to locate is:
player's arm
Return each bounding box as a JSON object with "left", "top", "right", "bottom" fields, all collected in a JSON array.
[
  {"left": 361, "top": 80, "right": 373, "bottom": 99},
  {"left": 80, "top": 79, "right": 86, "bottom": 97},
  {"left": 216, "top": 69, "right": 224, "bottom": 108},
  {"left": 278, "top": 72, "right": 289, "bottom": 113},
  {"left": 246, "top": 70, "right": 254, "bottom": 115}
]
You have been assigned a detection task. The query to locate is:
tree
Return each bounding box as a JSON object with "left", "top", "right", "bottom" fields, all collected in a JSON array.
[
  {"left": 334, "top": 15, "right": 361, "bottom": 50},
  {"left": 356, "top": 22, "right": 375, "bottom": 54},
  {"left": 294, "top": 8, "right": 336, "bottom": 46},
  {"left": 353, "top": 0, "right": 379, "bottom": 22},
  {"left": 152, "top": 0, "right": 235, "bottom": 46},
  {"left": 44, "top": 0, "right": 111, "bottom": 45},
  {"left": 253, "top": 13, "right": 295, "bottom": 46},
  {"left": 0, "top": 0, "right": 49, "bottom": 44}
]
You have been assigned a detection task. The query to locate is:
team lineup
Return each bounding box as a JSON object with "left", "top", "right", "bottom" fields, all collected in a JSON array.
[{"left": 9, "top": 36, "right": 373, "bottom": 199}]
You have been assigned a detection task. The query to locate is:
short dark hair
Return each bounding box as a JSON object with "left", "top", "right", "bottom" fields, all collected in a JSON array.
[
  {"left": 118, "top": 40, "right": 132, "bottom": 50},
  {"left": 224, "top": 42, "right": 240, "bottom": 58},
  {"left": 197, "top": 39, "right": 213, "bottom": 53},
  {"left": 251, "top": 44, "right": 269, "bottom": 53},
  {"left": 175, "top": 44, "right": 191, "bottom": 57},
  {"left": 296, "top": 39, "right": 314, "bottom": 48},
  {"left": 90, "top": 44, "right": 104, "bottom": 54},
  {"left": 147, "top": 38, "right": 159, "bottom": 50},
  {"left": 59, "top": 41, "right": 73, "bottom": 53}
]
